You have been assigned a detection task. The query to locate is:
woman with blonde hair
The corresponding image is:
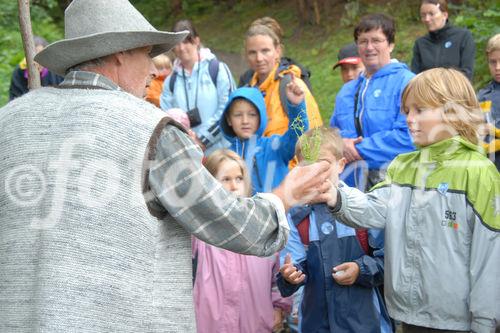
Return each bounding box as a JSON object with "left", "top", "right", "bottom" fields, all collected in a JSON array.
[
  {"left": 193, "top": 149, "right": 292, "bottom": 333},
  {"left": 244, "top": 23, "right": 322, "bottom": 137},
  {"left": 328, "top": 68, "right": 499, "bottom": 333},
  {"left": 239, "top": 17, "right": 312, "bottom": 92}
]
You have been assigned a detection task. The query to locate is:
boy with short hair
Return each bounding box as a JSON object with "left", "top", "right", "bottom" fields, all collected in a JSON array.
[
  {"left": 220, "top": 76, "right": 308, "bottom": 194},
  {"left": 332, "top": 43, "right": 365, "bottom": 83},
  {"left": 478, "top": 33, "right": 500, "bottom": 170},
  {"left": 277, "top": 127, "right": 391, "bottom": 333}
]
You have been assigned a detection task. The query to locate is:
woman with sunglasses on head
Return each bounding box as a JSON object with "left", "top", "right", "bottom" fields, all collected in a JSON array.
[
  {"left": 412, "top": 0, "right": 475, "bottom": 81},
  {"left": 244, "top": 23, "right": 322, "bottom": 138},
  {"left": 160, "top": 19, "right": 235, "bottom": 154}
]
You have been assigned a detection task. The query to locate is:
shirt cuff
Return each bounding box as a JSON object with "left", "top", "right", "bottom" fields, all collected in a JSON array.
[{"left": 256, "top": 192, "right": 289, "bottom": 234}]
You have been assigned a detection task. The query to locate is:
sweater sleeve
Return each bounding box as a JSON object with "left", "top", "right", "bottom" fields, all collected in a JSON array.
[{"left": 147, "top": 124, "right": 290, "bottom": 256}]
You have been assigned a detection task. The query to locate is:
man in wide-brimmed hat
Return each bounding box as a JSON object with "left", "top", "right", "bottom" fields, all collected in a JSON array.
[{"left": 0, "top": 0, "right": 333, "bottom": 332}]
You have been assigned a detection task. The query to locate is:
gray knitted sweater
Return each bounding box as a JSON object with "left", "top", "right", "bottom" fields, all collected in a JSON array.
[{"left": 0, "top": 72, "right": 288, "bottom": 332}]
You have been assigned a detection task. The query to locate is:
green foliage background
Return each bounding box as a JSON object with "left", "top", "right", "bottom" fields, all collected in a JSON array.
[{"left": 0, "top": 0, "right": 499, "bottom": 122}]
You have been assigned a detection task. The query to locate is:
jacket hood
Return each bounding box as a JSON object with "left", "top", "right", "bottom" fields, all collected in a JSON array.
[
  {"left": 367, "top": 61, "right": 410, "bottom": 79},
  {"left": 220, "top": 87, "right": 267, "bottom": 142}
]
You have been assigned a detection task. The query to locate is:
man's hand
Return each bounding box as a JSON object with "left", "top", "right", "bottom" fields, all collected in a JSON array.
[
  {"left": 280, "top": 253, "right": 305, "bottom": 285},
  {"left": 285, "top": 74, "right": 305, "bottom": 106},
  {"left": 272, "top": 161, "right": 332, "bottom": 211},
  {"left": 343, "top": 137, "right": 363, "bottom": 163},
  {"left": 332, "top": 262, "right": 360, "bottom": 286}
]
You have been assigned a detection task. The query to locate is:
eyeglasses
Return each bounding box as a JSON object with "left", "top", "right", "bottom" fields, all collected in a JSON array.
[
  {"left": 357, "top": 38, "right": 387, "bottom": 47},
  {"left": 420, "top": 12, "right": 439, "bottom": 19}
]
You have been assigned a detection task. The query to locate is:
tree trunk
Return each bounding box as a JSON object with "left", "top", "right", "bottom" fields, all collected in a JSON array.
[
  {"left": 171, "top": 0, "right": 182, "bottom": 16},
  {"left": 296, "top": 0, "right": 308, "bottom": 25},
  {"left": 313, "top": 0, "right": 321, "bottom": 25},
  {"left": 18, "top": 0, "right": 41, "bottom": 90}
]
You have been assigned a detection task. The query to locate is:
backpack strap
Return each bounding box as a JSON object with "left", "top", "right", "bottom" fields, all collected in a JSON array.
[
  {"left": 168, "top": 71, "right": 177, "bottom": 93},
  {"left": 278, "top": 73, "right": 292, "bottom": 115},
  {"left": 169, "top": 58, "right": 221, "bottom": 93},
  {"left": 208, "top": 58, "right": 219, "bottom": 87}
]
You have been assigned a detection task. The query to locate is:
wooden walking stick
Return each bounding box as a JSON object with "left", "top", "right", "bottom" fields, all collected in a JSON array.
[{"left": 18, "top": 0, "right": 41, "bottom": 90}]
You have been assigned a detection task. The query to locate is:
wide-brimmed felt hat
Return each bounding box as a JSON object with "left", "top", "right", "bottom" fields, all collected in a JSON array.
[
  {"left": 332, "top": 43, "right": 362, "bottom": 70},
  {"left": 35, "top": 0, "right": 188, "bottom": 76}
]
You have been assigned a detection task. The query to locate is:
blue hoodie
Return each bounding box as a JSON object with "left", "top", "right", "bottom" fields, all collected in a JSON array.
[{"left": 220, "top": 87, "right": 308, "bottom": 194}]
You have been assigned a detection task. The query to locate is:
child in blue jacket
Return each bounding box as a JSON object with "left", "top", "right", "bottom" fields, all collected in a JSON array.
[
  {"left": 220, "top": 77, "right": 308, "bottom": 194},
  {"left": 277, "top": 127, "right": 392, "bottom": 333}
]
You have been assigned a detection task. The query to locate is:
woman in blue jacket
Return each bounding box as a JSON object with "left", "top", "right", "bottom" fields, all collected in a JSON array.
[{"left": 330, "top": 13, "right": 415, "bottom": 190}]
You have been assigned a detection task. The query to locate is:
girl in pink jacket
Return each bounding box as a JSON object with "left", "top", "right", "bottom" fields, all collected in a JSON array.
[{"left": 192, "top": 149, "right": 292, "bottom": 333}]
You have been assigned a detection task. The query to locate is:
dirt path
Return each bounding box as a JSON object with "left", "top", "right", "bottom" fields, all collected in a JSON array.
[{"left": 213, "top": 49, "right": 248, "bottom": 83}]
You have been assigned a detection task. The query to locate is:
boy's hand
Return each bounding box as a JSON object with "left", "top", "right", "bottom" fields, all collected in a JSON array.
[
  {"left": 332, "top": 262, "right": 360, "bottom": 285},
  {"left": 324, "top": 162, "right": 341, "bottom": 208},
  {"left": 273, "top": 160, "right": 332, "bottom": 211},
  {"left": 285, "top": 75, "right": 305, "bottom": 106},
  {"left": 280, "top": 253, "right": 306, "bottom": 285}
]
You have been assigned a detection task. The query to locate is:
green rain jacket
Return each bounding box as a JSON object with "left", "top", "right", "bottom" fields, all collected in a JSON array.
[{"left": 335, "top": 136, "right": 499, "bottom": 333}]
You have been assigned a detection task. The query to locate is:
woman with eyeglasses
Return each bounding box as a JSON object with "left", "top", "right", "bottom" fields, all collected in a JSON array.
[
  {"left": 411, "top": 0, "right": 475, "bottom": 81},
  {"left": 160, "top": 19, "right": 235, "bottom": 154},
  {"left": 330, "top": 13, "right": 415, "bottom": 191}
]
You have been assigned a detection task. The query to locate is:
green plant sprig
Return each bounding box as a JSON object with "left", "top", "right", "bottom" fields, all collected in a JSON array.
[{"left": 291, "top": 111, "right": 323, "bottom": 163}]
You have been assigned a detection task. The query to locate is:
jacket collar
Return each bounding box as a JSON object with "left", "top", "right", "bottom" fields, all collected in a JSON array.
[
  {"left": 417, "top": 136, "right": 481, "bottom": 163},
  {"left": 59, "top": 71, "right": 121, "bottom": 91},
  {"left": 429, "top": 20, "right": 452, "bottom": 40}
]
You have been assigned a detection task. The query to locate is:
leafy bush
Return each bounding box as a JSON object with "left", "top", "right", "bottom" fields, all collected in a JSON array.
[
  {"left": 452, "top": 0, "right": 500, "bottom": 88},
  {"left": 0, "top": 0, "right": 62, "bottom": 106}
]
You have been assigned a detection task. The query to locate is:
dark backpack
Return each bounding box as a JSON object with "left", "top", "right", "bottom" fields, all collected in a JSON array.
[
  {"left": 169, "top": 58, "right": 220, "bottom": 93},
  {"left": 238, "top": 57, "right": 313, "bottom": 92}
]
